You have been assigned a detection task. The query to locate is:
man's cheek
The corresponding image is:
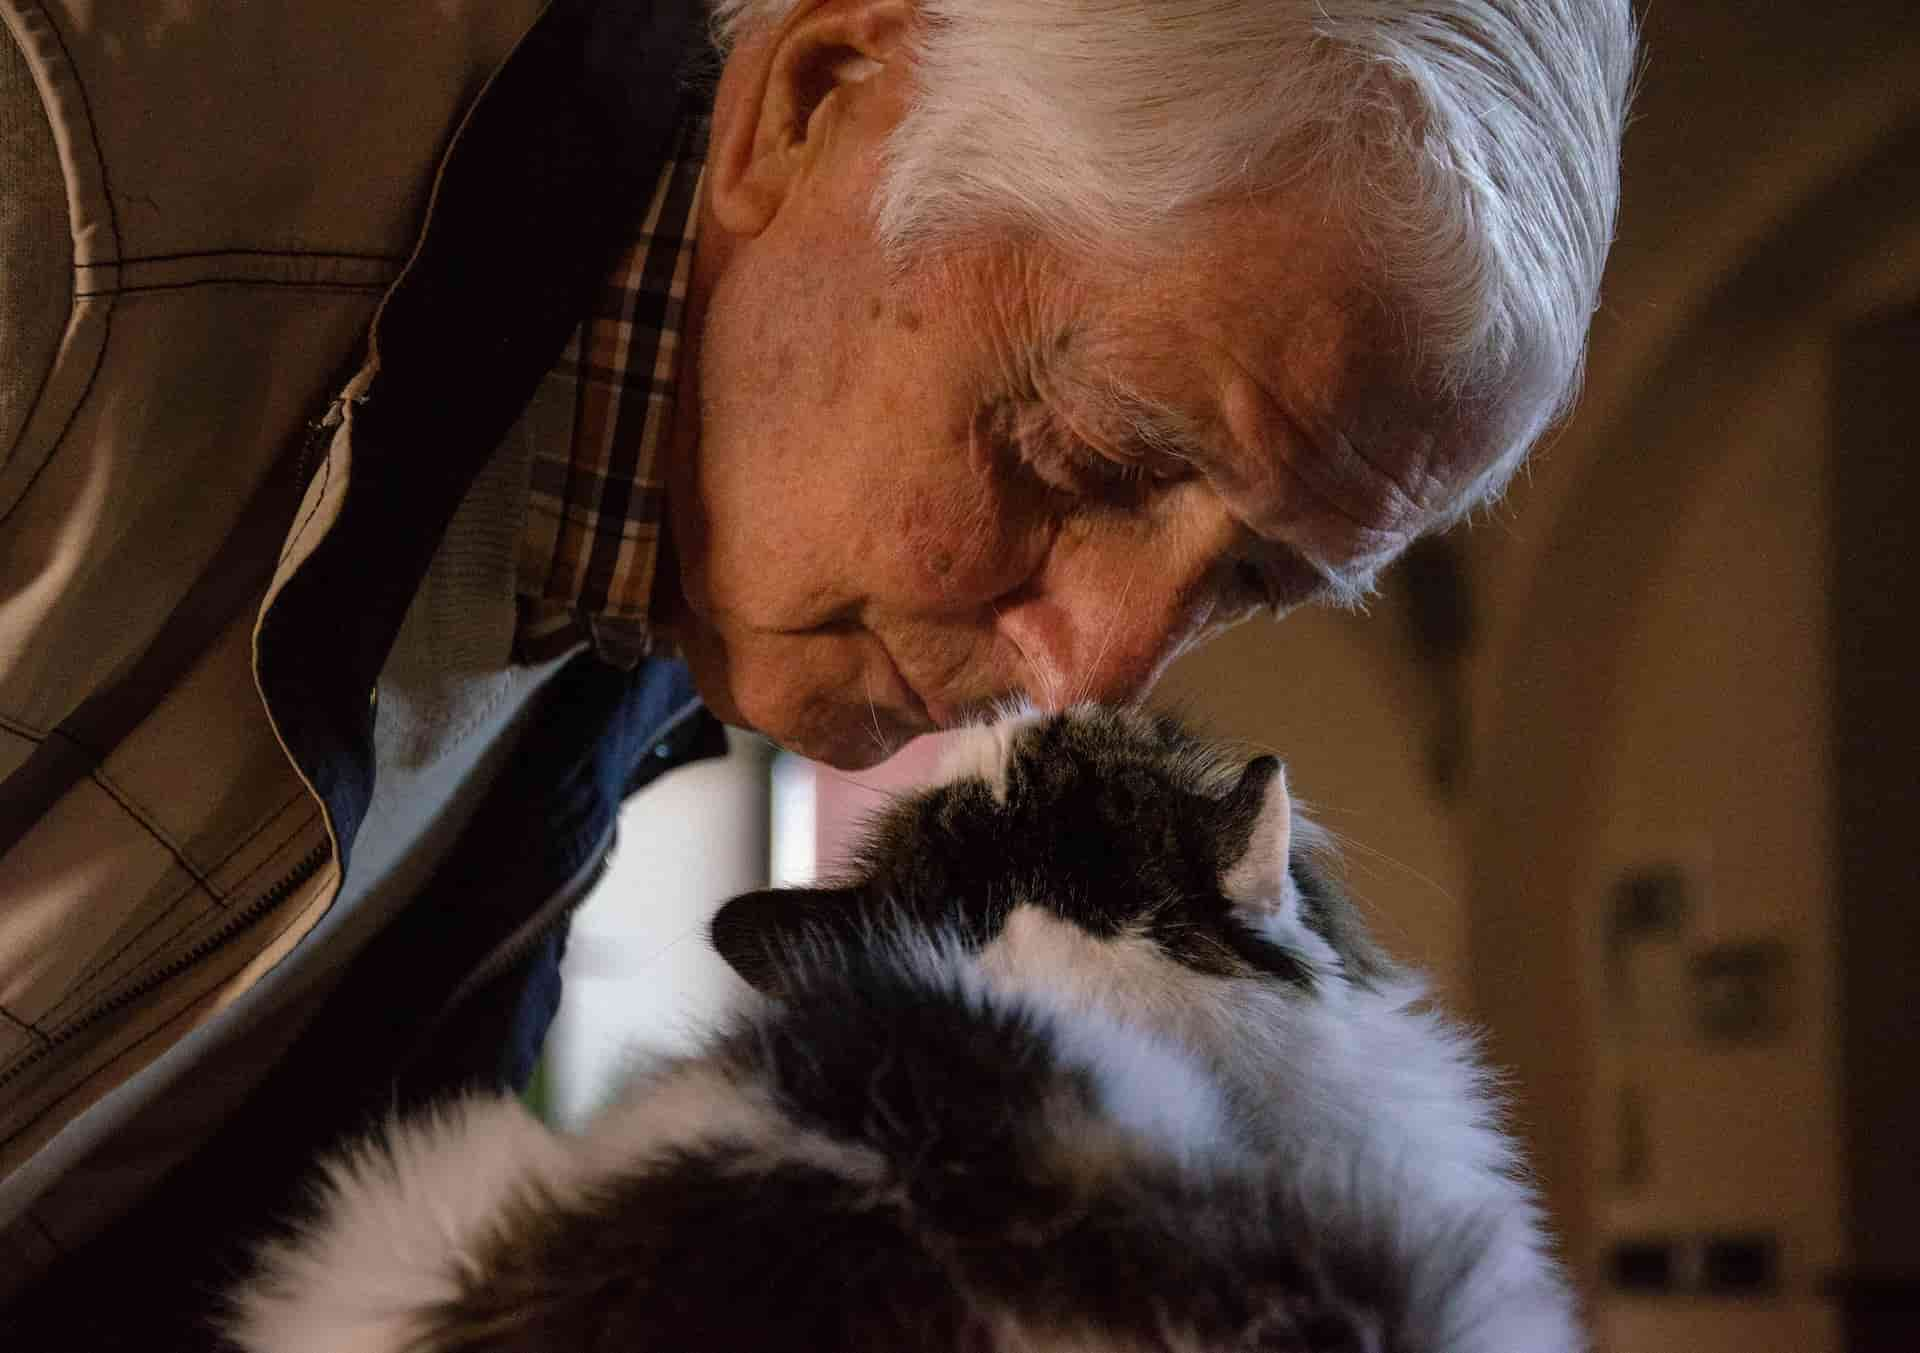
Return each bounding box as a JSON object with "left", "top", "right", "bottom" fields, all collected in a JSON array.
[
  {"left": 727, "top": 634, "right": 848, "bottom": 728},
  {"left": 897, "top": 493, "right": 1045, "bottom": 604}
]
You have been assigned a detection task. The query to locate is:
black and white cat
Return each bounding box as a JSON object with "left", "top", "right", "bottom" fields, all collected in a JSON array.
[{"left": 229, "top": 707, "right": 1580, "bottom": 1352}]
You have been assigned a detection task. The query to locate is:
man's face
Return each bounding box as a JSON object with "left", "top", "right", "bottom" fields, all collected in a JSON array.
[{"left": 660, "top": 5, "right": 1504, "bottom": 769}]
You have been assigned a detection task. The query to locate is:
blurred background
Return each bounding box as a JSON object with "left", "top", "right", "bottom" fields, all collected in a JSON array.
[{"left": 542, "top": 4, "right": 1920, "bottom": 1350}]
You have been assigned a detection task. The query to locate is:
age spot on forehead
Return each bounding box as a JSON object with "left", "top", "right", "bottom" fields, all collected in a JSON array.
[{"left": 865, "top": 294, "right": 923, "bottom": 332}]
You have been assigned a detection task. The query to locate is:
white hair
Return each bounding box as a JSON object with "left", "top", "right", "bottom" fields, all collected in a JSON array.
[{"left": 708, "top": 0, "right": 1638, "bottom": 508}]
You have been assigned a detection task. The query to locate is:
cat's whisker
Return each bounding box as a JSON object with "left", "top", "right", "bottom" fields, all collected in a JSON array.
[
  {"left": 993, "top": 601, "right": 1064, "bottom": 712},
  {"left": 621, "top": 921, "right": 713, "bottom": 977},
  {"left": 1075, "top": 549, "right": 1143, "bottom": 709},
  {"left": 807, "top": 759, "right": 902, "bottom": 795},
  {"left": 1222, "top": 735, "right": 1295, "bottom": 765},
  {"left": 1302, "top": 816, "right": 1460, "bottom": 910},
  {"left": 1206, "top": 736, "right": 1459, "bottom": 911},
  {"left": 861, "top": 667, "right": 890, "bottom": 760}
]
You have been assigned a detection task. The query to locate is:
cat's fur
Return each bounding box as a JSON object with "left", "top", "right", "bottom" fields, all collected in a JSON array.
[{"left": 228, "top": 707, "right": 1581, "bottom": 1353}]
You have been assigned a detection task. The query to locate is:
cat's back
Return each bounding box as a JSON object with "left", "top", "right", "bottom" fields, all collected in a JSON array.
[
  {"left": 231, "top": 941, "right": 1387, "bottom": 1353},
  {"left": 230, "top": 709, "right": 1583, "bottom": 1353}
]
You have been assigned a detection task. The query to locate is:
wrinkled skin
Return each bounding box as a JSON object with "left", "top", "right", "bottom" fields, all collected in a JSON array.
[{"left": 655, "top": 0, "right": 1508, "bottom": 768}]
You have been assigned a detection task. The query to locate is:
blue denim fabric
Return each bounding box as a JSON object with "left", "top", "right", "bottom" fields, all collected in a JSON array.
[
  {"left": 409, "top": 653, "right": 720, "bottom": 1100},
  {"left": 504, "top": 926, "right": 571, "bottom": 1092}
]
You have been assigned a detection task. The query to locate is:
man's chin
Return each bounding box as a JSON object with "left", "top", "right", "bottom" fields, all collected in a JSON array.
[
  {"left": 744, "top": 700, "right": 938, "bottom": 771},
  {"left": 797, "top": 738, "right": 898, "bottom": 772},
  {"left": 776, "top": 716, "right": 925, "bottom": 771},
  {"left": 674, "top": 643, "right": 930, "bottom": 768}
]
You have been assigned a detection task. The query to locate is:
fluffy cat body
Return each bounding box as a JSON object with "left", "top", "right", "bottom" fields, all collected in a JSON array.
[{"left": 230, "top": 709, "right": 1580, "bottom": 1352}]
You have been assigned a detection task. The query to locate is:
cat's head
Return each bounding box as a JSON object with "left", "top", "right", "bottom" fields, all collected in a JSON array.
[{"left": 712, "top": 706, "right": 1391, "bottom": 1005}]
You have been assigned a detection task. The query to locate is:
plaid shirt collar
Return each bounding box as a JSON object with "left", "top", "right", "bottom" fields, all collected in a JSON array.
[{"left": 515, "top": 113, "right": 708, "bottom": 668}]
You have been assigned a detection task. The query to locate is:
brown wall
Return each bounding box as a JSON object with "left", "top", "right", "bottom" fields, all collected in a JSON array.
[
  {"left": 1162, "top": 5, "right": 1920, "bottom": 1349},
  {"left": 1468, "top": 0, "right": 1920, "bottom": 1316}
]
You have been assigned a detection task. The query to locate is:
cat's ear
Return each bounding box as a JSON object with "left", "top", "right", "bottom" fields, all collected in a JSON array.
[
  {"left": 709, "top": 884, "right": 867, "bottom": 995},
  {"left": 1217, "top": 754, "right": 1293, "bottom": 910}
]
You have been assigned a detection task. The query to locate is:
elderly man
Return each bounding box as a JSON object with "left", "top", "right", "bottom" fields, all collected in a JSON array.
[{"left": 0, "top": 0, "right": 1633, "bottom": 1339}]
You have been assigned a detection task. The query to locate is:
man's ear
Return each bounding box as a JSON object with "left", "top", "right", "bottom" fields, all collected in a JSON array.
[
  {"left": 709, "top": 883, "right": 868, "bottom": 995},
  {"left": 707, "top": 0, "right": 912, "bottom": 238}
]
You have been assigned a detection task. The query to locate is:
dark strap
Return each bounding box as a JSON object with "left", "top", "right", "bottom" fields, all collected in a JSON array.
[{"left": 0, "top": 422, "right": 326, "bottom": 858}]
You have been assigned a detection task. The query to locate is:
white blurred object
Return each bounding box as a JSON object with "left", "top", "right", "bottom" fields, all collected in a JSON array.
[
  {"left": 543, "top": 732, "right": 956, "bottom": 1130},
  {"left": 768, "top": 751, "right": 818, "bottom": 888},
  {"left": 541, "top": 729, "right": 770, "bottom": 1129}
]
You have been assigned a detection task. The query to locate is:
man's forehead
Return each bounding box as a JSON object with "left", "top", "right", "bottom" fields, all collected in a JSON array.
[
  {"left": 969, "top": 199, "right": 1503, "bottom": 575},
  {"left": 1059, "top": 308, "right": 1480, "bottom": 576}
]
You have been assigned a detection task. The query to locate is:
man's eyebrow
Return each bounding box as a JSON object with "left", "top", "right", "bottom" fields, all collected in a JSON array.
[
  {"left": 1092, "top": 378, "right": 1211, "bottom": 466},
  {"left": 1094, "top": 377, "right": 1383, "bottom": 598}
]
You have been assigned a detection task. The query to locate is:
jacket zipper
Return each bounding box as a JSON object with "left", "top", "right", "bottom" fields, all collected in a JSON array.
[
  {"left": 0, "top": 393, "right": 349, "bottom": 1097},
  {"left": 0, "top": 840, "right": 332, "bottom": 1093}
]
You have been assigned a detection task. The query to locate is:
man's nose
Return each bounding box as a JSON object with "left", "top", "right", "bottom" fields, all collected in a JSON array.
[{"left": 991, "top": 581, "right": 1198, "bottom": 710}]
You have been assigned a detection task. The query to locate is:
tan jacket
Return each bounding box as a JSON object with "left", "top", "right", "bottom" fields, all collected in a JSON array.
[
  {"left": 0, "top": 0, "right": 549, "bottom": 1197},
  {"left": 0, "top": 6, "right": 711, "bottom": 1329}
]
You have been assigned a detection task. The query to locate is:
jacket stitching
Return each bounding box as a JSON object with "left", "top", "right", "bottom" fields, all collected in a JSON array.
[
  {"left": 87, "top": 769, "right": 222, "bottom": 901},
  {"left": 0, "top": 861, "right": 330, "bottom": 1155},
  {"left": 196, "top": 788, "right": 314, "bottom": 884},
  {"left": 0, "top": 712, "right": 47, "bottom": 742},
  {"left": 38, "top": 799, "right": 313, "bottom": 1024},
  {"left": 0, "top": 1006, "right": 50, "bottom": 1046},
  {"left": 73, "top": 278, "right": 390, "bottom": 299},
  {"left": 0, "top": 295, "right": 110, "bottom": 530},
  {"left": 0, "top": 2, "right": 118, "bottom": 533},
  {"left": 76, "top": 248, "right": 404, "bottom": 267},
  {"left": 280, "top": 450, "right": 334, "bottom": 569},
  {"left": 37, "top": 801, "right": 315, "bottom": 1028},
  {"left": 26, "top": 1210, "right": 59, "bottom": 1252}
]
